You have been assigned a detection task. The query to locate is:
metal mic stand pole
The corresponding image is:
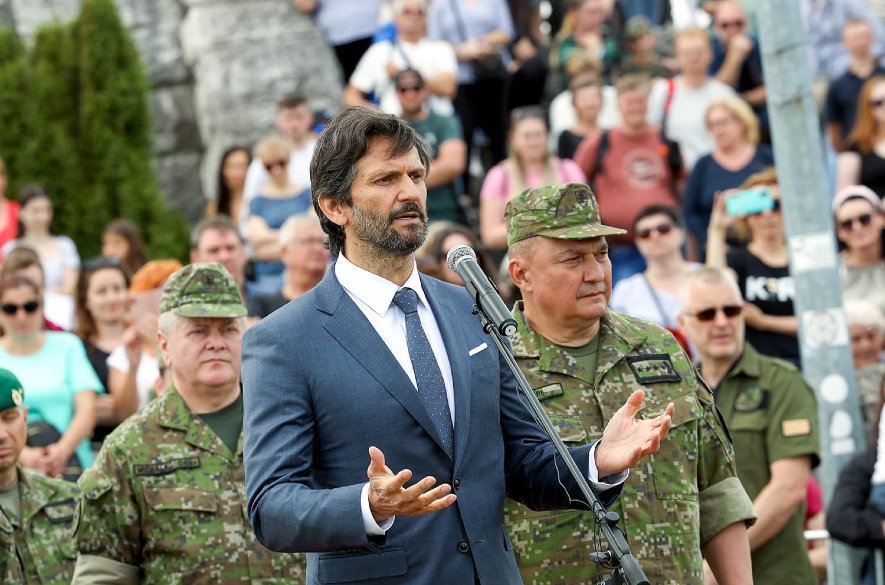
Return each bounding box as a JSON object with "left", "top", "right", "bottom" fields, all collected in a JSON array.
[{"left": 471, "top": 303, "right": 649, "bottom": 585}]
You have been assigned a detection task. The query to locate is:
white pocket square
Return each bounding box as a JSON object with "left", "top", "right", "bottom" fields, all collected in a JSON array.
[{"left": 468, "top": 343, "right": 488, "bottom": 356}]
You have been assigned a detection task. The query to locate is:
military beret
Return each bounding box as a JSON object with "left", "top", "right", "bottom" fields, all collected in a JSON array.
[{"left": 0, "top": 369, "right": 24, "bottom": 412}]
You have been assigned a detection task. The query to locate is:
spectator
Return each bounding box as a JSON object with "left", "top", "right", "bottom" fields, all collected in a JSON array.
[
  {"left": 0, "top": 247, "right": 69, "bottom": 331},
  {"left": 505, "top": 0, "right": 548, "bottom": 110},
  {"left": 802, "top": 0, "right": 885, "bottom": 83},
  {"left": 206, "top": 146, "right": 250, "bottom": 223},
  {"left": 825, "top": 19, "right": 885, "bottom": 149},
  {"left": 678, "top": 265, "right": 820, "bottom": 585},
  {"left": 619, "top": 16, "right": 674, "bottom": 80},
  {"left": 610, "top": 205, "right": 699, "bottom": 341},
  {"left": 395, "top": 69, "right": 468, "bottom": 225},
  {"left": 648, "top": 26, "right": 736, "bottom": 172},
  {"left": 2, "top": 185, "right": 79, "bottom": 298},
  {"left": 574, "top": 74, "right": 683, "bottom": 283},
  {"left": 684, "top": 96, "right": 773, "bottom": 255},
  {"left": 246, "top": 136, "right": 313, "bottom": 296},
  {"left": 247, "top": 213, "right": 329, "bottom": 319},
  {"left": 837, "top": 75, "right": 885, "bottom": 199},
  {"left": 415, "top": 220, "right": 500, "bottom": 290},
  {"left": 826, "top": 448, "right": 885, "bottom": 585},
  {"left": 706, "top": 168, "right": 800, "bottom": 365},
  {"left": 191, "top": 216, "right": 248, "bottom": 300},
  {"left": 709, "top": 0, "right": 767, "bottom": 136},
  {"left": 428, "top": 0, "right": 515, "bottom": 186},
  {"left": 833, "top": 185, "right": 885, "bottom": 316},
  {"left": 0, "top": 157, "right": 18, "bottom": 260},
  {"left": 0, "top": 274, "right": 100, "bottom": 479},
  {"left": 101, "top": 219, "right": 148, "bottom": 277},
  {"left": 556, "top": 75, "right": 604, "bottom": 160},
  {"left": 74, "top": 257, "right": 132, "bottom": 447},
  {"left": 480, "top": 106, "right": 586, "bottom": 252},
  {"left": 344, "top": 0, "right": 458, "bottom": 117},
  {"left": 0, "top": 368, "right": 80, "bottom": 583},
  {"left": 242, "top": 94, "right": 318, "bottom": 231},
  {"left": 552, "top": 0, "right": 620, "bottom": 86},
  {"left": 548, "top": 54, "right": 622, "bottom": 151},
  {"left": 844, "top": 299, "right": 885, "bottom": 437},
  {"left": 105, "top": 259, "right": 181, "bottom": 424},
  {"left": 293, "top": 0, "right": 383, "bottom": 83}
]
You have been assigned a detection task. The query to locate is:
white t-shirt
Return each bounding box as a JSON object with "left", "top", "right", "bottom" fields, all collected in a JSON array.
[
  {"left": 548, "top": 85, "right": 622, "bottom": 153},
  {"left": 647, "top": 77, "right": 735, "bottom": 171},
  {"left": 349, "top": 38, "right": 458, "bottom": 116},
  {"left": 106, "top": 346, "right": 161, "bottom": 412}
]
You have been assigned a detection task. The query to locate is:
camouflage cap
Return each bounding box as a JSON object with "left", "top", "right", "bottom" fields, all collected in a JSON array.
[
  {"left": 160, "top": 262, "right": 247, "bottom": 318},
  {"left": 0, "top": 369, "right": 24, "bottom": 412},
  {"left": 505, "top": 183, "right": 627, "bottom": 247}
]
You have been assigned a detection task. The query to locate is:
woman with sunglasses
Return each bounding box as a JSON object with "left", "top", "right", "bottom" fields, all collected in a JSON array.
[
  {"left": 75, "top": 258, "right": 137, "bottom": 449},
  {"left": 246, "top": 135, "right": 312, "bottom": 296},
  {"left": 0, "top": 274, "right": 99, "bottom": 479},
  {"left": 837, "top": 75, "right": 885, "bottom": 199},
  {"left": 611, "top": 205, "right": 699, "bottom": 328},
  {"left": 479, "top": 106, "right": 586, "bottom": 253},
  {"left": 833, "top": 185, "right": 885, "bottom": 317},
  {"left": 706, "top": 167, "right": 800, "bottom": 365}
]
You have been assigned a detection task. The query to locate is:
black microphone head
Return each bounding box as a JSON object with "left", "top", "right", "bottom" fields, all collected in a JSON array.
[{"left": 446, "top": 244, "right": 476, "bottom": 272}]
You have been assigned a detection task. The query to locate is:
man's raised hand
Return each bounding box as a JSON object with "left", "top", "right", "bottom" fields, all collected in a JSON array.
[{"left": 366, "top": 446, "right": 457, "bottom": 522}]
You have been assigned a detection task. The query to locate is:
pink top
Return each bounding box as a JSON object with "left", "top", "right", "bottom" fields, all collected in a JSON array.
[{"left": 480, "top": 158, "right": 587, "bottom": 204}]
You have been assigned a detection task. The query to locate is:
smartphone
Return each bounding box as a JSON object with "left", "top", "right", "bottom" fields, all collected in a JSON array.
[{"left": 725, "top": 187, "right": 774, "bottom": 217}]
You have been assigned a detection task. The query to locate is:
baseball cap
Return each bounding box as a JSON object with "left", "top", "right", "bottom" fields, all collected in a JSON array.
[
  {"left": 504, "top": 183, "right": 627, "bottom": 247},
  {"left": 159, "top": 263, "right": 247, "bottom": 318},
  {"left": 0, "top": 369, "right": 24, "bottom": 412}
]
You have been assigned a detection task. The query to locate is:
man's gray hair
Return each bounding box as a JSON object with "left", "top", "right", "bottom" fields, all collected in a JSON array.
[
  {"left": 845, "top": 299, "right": 884, "bottom": 331},
  {"left": 158, "top": 311, "right": 246, "bottom": 336},
  {"left": 279, "top": 212, "right": 322, "bottom": 247},
  {"left": 678, "top": 266, "right": 742, "bottom": 309},
  {"left": 393, "top": 0, "right": 428, "bottom": 14}
]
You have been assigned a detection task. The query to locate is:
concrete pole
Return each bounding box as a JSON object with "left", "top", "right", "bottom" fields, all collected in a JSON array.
[{"left": 755, "top": 1, "right": 868, "bottom": 583}]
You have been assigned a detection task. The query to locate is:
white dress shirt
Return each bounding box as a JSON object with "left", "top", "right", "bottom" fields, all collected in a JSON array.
[{"left": 334, "top": 253, "right": 626, "bottom": 535}]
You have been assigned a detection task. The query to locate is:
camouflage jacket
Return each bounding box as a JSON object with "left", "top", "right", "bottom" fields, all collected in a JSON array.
[
  {"left": 504, "top": 305, "right": 756, "bottom": 585},
  {"left": 0, "top": 467, "right": 78, "bottom": 584},
  {"left": 75, "top": 386, "right": 305, "bottom": 584}
]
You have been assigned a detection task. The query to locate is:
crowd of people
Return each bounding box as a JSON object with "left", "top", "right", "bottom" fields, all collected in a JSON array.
[{"left": 0, "top": 0, "right": 881, "bottom": 583}]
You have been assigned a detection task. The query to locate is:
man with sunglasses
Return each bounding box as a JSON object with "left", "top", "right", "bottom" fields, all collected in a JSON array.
[
  {"left": 394, "top": 68, "right": 467, "bottom": 224},
  {"left": 503, "top": 183, "right": 755, "bottom": 585},
  {"left": 678, "top": 266, "right": 820, "bottom": 585}
]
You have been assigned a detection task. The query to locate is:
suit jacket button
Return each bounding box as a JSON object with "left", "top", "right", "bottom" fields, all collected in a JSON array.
[
  {"left": 453, "top": 479, "right": 461, "bottom": 490},
  {"left": 457, "top": 540, "right": 470, "bottom": 553}
]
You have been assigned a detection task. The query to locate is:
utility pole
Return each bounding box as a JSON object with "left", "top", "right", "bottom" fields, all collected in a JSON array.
[{"left": 756, "top": 1, "right": 867, "bottom": 583}]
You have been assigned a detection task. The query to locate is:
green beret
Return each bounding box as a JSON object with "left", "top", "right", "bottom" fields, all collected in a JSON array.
[
  {"left": 160, "top": 263, "right": 247, "bottom": 318},
  {"left": 505, "top": 183, "right": 627, "bottom": 247},
  {"left": 0, "top": 369, "right": 24, "bottom": 412}
]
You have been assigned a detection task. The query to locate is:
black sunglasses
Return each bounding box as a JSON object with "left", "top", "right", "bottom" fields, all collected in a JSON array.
[
  {"left": 839, "top": 213, "right": 874, "bottom": 230},
  {"left": 396, "top": 85, "right": 423, "bottom": 94},
  {"left": 263, "top": 159, "right": 288, "bottom": 172},
  {"left": 685, "top": 305, "right": 742, "bottom": 322},
  {"left": 1, "top": 300, "right": 40, "bottom": 316},
  {"left": 636, "top": 223, "right": 674, "bottom": 239}
]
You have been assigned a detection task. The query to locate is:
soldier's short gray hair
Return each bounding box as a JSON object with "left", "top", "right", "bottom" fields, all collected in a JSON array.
[{"left": 678, "top": 266, "right": 742, "bottom": 309}]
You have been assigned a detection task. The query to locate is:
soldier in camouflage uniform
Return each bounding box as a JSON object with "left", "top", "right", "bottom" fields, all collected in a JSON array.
[
  {"left": 72, "top": 263, "right": 305, "bottom": 584},
  {"left": 503, "top": 183, "right": 756, "bottom": 585},
  {"left": 0, "top": 367, "right": 79, "bottom": 584}
]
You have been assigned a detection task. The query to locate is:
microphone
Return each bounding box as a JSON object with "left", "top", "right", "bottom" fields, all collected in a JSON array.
[{"left": 446, "top": 245, "right": 518, "bottom": 337}]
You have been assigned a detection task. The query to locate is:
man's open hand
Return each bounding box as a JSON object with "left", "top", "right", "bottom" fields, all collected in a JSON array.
[
  {"left": 595, "top": 390, "right": 674, "bottom": 477},
  {"left": 366, "top": 446, "right": 457, "bottom": 522}
]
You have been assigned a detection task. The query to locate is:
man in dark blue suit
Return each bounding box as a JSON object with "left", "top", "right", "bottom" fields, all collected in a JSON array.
[{"left": 241, "top": 107, "right": 674, "bottom": 585}]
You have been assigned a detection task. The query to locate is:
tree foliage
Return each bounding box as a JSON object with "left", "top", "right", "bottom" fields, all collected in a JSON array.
[{"left": 0, "top": 0, "right": 189, "bottom": 260}]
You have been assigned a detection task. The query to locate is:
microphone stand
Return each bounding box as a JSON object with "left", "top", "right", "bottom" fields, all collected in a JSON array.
[{"left": 470, "top": 302, "right": 649, "bottom": 585}]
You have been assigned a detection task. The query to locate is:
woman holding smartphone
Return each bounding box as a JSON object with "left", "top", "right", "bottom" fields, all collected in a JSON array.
[{"left": 706, "top": 167, "right": 800, "bottom": 365}]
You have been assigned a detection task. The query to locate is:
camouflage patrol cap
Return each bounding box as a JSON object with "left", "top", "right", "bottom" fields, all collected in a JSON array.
[
  {"left": 505, "top": 182, "right": 627, "bottom": 247},
  {"left": 160, "top": 262, "right": 247, "bottom": 318},
  {"left": 0, "top": 369, "right": 24, "bottom": 412}
]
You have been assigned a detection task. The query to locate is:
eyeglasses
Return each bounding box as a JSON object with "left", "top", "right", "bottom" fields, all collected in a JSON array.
[
  {"left": 0, "top": 300, "right": 40, "bottom": 316},
  {"left": 871, "top": 98, "right": 885, "bottom": 108},
  {"left": 684, "top": 304, "right": 743, "bottom": 322},
  {"left": 396, "top": 85, "right": 423, "bottom": 94},
  {"left": 749, "top": 199, "right": 782, "bottom": 216},
  {"left": 263, "top": 159, "right": 288, "bottom": 171},
  {"left": 838, "top": 212, "right": 874, "bottom": 230},
  {"left": 636, "top": 223, "right": 674, "bottom": 239},
  {"left": 717, "top": 19, "right": 746, "bottom": 29}
]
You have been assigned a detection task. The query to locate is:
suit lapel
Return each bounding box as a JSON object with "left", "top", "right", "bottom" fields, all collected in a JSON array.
[
  {"left": 317, "top": 271, "right": 454, "bottom": 459},
  {"left": 421, "top": 276, "right": 471, "bottom": 466}
]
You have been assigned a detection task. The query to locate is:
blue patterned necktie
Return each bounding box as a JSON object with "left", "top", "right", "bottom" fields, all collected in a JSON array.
[{"left": 392, "top": 287, "right": 454, "bottom": 459}]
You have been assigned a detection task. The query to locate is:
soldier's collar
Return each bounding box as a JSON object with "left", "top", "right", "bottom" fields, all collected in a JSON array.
[
  {"left": 725, "top": 344, "right": 762, "bottom": 379},
  {"left": 156, "top": 385, "right": 192, "bottom": 432}
]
